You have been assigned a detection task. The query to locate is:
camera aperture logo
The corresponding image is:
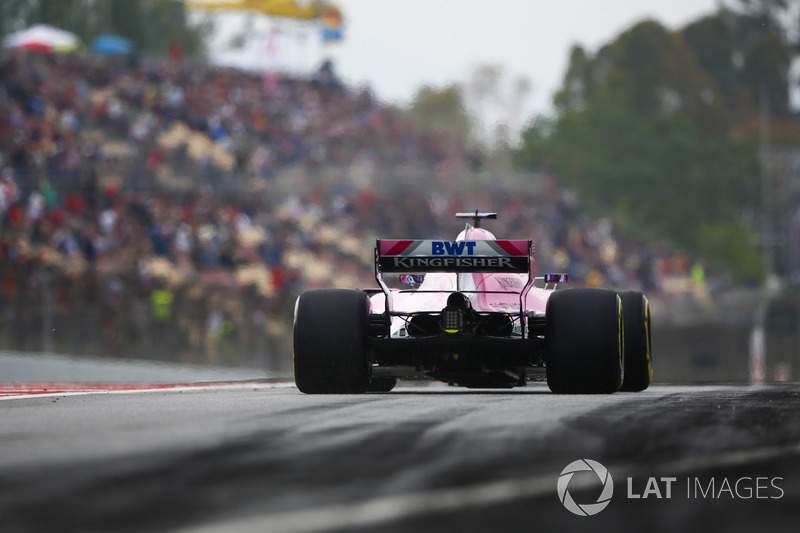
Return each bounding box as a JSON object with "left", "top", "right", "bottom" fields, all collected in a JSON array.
[{"left": 557, "top": 459, "right": 614, "bottom": 516}]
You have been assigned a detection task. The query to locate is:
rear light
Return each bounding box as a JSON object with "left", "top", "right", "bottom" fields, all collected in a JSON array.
[{"left": 441, "top": 306, "right": 462, "bottom": 334}]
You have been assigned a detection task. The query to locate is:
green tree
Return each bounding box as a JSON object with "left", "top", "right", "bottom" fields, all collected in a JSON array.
[
  {"left": 515, "top": 17, "right": 768, "bottom": 280},
  {"left": 517, "top": 93, "right": 762, "bottom": 279},
  {"left": 682, "top": 15, "right": 737, "bottom": 102},
  {"left": 0, "top": 0, "right": 211, "bottom": 59},
  {"left": 553, "top": 45, "right": 593, "bottom": 112},
  {"left": 742, "top": 30, "right": 793, "bottom": 116},
  {"left": 556, "top": 20, "right": 728, "bottom": 139},
  {"left": 408, "top": 85, "right": 473, "bottom": 141},
  {"left": 716, "top": 0, "right": 797, "bottom": 118},
  {"left": 0, "top": 0, "right": 40, "bottom": 37},
  {"left": 723, "top": 0, "right": 799, "bottom": 44}
]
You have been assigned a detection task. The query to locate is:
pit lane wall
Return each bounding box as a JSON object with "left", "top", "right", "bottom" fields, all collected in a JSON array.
[
  {"left": 651, "top": 288, "right": 799, "bottom": 384},
  {"left": 0, "top": 350, "right": 277, "bottom": 383}
]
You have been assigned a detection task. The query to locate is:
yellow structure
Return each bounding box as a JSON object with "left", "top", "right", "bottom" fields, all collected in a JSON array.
[{"left": 186, "top": 0, "right": 341, "bottom": 22}]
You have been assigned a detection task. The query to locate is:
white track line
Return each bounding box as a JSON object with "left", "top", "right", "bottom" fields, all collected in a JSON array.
[
  {"left": 180, "top": 441, "right": 800, "bottom": 533},
  {"left": 0, "top": 382, "right": 295, "bottom": 401}
]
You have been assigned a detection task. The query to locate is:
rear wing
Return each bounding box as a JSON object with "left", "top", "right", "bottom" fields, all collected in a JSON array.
[
  {"left": 377, "top": 240, "right": 531, "bottom": 273},
  {"left": 372, "top": 239, "right": 535, "bottom": 328},
  {"left": 373, "top": 239, "right": 534, "bottom": 321}
]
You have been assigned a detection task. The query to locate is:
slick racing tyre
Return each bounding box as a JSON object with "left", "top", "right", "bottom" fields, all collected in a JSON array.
[
  {"left": 293, "top": 289, "right": 371, "bottom": 394},
  {"left": 617, "top": 291, "right": 652, "bottom": 392},
  {"left": 545, "top": 288, "right": 624, "bottom": 394}
]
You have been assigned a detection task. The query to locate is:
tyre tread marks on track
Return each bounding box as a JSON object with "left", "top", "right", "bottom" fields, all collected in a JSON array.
[{"left": 564, "top": 387, "right": 800, "bottom": 464}]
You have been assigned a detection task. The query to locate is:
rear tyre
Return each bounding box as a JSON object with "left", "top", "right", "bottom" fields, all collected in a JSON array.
[
  {"left": 367, "top": 377, "right": 398, "bottom": 392},
  {"left": 618, "top": 291, "right": 652, "bottom": 392},
  {"left": 293, "top": 289, "right": 371, "bottom": 394},
  {"left": 545, "top": 288, "right": 624, "bottom": 394}
]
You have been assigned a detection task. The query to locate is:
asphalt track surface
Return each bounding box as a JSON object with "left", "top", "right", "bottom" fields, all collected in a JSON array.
[{"left": 1, "top": 383, "right": 799, "bottom": 532}]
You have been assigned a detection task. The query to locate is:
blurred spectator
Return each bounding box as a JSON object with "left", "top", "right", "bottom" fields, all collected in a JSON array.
[{"left": 0, "top": 50, "right": 714, "bottom": 367}]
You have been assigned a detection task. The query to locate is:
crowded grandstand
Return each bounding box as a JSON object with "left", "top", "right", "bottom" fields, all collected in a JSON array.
[{"left": 0, "top": 47, "right": 708, "bottom": 371}]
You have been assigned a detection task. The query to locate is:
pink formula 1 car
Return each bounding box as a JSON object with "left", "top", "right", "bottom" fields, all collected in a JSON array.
[{"left": 293, "top": 212, "right": 652, "bottom": 394}]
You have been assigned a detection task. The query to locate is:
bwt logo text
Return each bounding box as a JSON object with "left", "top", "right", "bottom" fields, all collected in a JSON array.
[{"left": 431, "top": 241, "right": 477, "bottom": 256}]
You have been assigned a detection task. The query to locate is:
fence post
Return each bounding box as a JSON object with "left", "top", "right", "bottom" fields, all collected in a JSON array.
[{"left": 42, "top": 268, "right": 54, "bottom": 354}]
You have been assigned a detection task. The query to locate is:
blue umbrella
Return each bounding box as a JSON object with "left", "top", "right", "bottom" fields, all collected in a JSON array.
[{"left": 91, "top": 35, "right": 134, "bottom": 55}]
